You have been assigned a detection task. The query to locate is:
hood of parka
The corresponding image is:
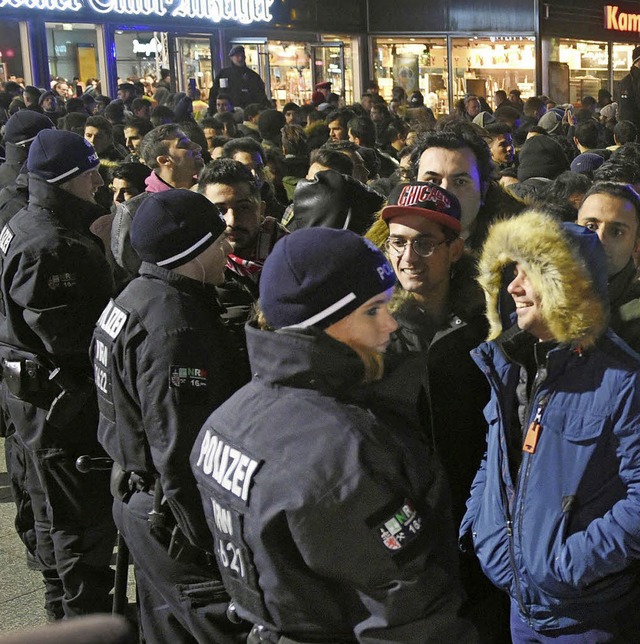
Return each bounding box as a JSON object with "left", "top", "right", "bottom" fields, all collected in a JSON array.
[{"left": 478, "top": 209, "right": 609, "bottom": 348}]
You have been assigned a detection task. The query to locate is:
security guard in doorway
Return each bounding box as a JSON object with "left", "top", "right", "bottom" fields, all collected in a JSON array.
[
  {"left": 92, "top": 190, "right": 250, "bottom": 643},
  {"left": 0, "top": 129, "right": 116, "bottom": 617}
]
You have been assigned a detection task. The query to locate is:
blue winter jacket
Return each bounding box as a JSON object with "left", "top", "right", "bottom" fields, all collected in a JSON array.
[{"left": 461, "top": 211, "right": 640, "bottom": 632}]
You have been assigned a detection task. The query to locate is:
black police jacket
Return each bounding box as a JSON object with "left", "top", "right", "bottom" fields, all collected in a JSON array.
[
  {"left": 0, "top": 174, "right": 113, "bottom": 447},
  {"left": 191, "top": 323, "right": 478, "bottom": 643},
  {"left": 208, "top": 64, "right": 268, "bottom": 111},
  {"left": 0, "top": 143, "right": 27, "bottom": 190},
  {"left": 619, "top": 66, "right": 640, "bottom": 129},
  {"left": 93, "top": 262, "right": 248, "bottom": 549}
]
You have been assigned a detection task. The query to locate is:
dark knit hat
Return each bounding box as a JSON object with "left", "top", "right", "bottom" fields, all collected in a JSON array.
[
  {"left": 229, "top": 44, "right": 245, "bottom": 57},
  {"left": 633, "top": 46, "right": 640, "bottom": 65},
  {"left": 517, "top": 135, "right": 569, "bottom": 181},
  {"left": 260, "top": 228, "right": 396, "bottom": 330},
  {"left": 131, "top": 190, "right": 226, "bottom": 270},
  {"left": 27, "top": 130, "right": 99, "bottom": 184},
  {"left": 570, "top": 152, "right": 605, "bottom": 175},
  {"left": 382, "top": 182, "right": 462, "bottom": 233},
  {"left": 258, "top": 109, "right": 286, "bottom": 138},
  {"left": 538, "top": 110, "right": 562, "bottom": 134},
  {"left": 4, "top": 111, "right": 54, "bottom": 146}
]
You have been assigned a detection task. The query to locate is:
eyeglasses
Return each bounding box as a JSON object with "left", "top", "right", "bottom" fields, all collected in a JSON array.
[{"left": 385, "top": 237, "right": 447, "bottom": 258}]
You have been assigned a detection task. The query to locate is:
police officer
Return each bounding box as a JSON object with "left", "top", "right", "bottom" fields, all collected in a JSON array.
[
  {"left": 191, "top": 228, "right": 478, "bottom": 643},
  {"left": 92, "top": 190, "right": 249, "bottom": 643},
  {"left": 0, "top": 129, "right": 116, "bottom": 617}
]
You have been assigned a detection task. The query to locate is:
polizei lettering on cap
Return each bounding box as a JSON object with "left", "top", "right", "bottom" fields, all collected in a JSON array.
[{"left": 195, "top": 429, "right": 259, "bottom": 503}]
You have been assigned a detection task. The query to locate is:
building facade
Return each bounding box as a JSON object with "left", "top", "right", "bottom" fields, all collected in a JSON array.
[{"left": 2, "top": 0, "right": 640, "bottom": 107}]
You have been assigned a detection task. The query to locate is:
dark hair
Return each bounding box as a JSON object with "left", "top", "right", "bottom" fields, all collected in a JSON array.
[
  {"left": 347, "top": 116, "right": 376, "bottom": 147},
  {"left": 614, "top": 120, "right": 638, "bottom": 145},
  {"left": 197, "top": 158, "right": 260, "bottom": 199},
  {"left": 541, "top": 171, "right": 591, "bottom": 203},
  {"left": 65, "top": 97, "right": 86, "bottom": 114},
  {"left": 216, "top": 93, "right": 233, "bottom": 106},
  {"left": 131, "top": 98, "right": 150, "bottom": 112},
  {"left": 325, "top": 108, "right": 355, "bottom": 130},
  {"left": 86, "top": 115, "right": 113, "bottom": 136},
  {"left": 309, "top": 147, "right": 354, "bottom": 175},
  {"left": 209, "top": 135, "right": 229, "bottom": 150},
  {"left": 160, "top": 68, "right": 170, "bottom": 80},
  {"left": 611, "top": 142, "right": 640, "bottom": 165},
  {"left": 244, "top": 103, "right": 263, "bottom": 120},
  {"left": 527, "top": 126, "right": 548, "bottom": 136},
  {"left": 411, "top": 122, "right": 494, "bottom": 192},
  {"left": 150, "top": 105, "right": 175, "bottom": 127},
  {"left": 222, "top": 137, "right": 266, "bottom": 162},
  {"left": 23, "top": 86, "right": 41, "bottom": 102},
  {"left": 214, "top": 111, "right": 238, "bottom": 136},
  {"left": 523, "top": 96, "right": 544, "bottom": 118},
  {"left": 494, "top": 90, "right": 507, "bottom": 102},
  {"left": 139, "top": 124, "right": 184, "bottom": 168},
  {"left": 57, "top": 112, "right": 88, "bottom": 134},
  {"left": 593, "top": 160, "right": 640, "bottom": 185},
  {"left": 582, "top": 181, "right": 640, "bottom": 229},
  {"left": 281, "top": 124, "right": 308, "bottom": 156},
  {"left": 485, "top": 122, "right": 512, "bottom": 138},
  {"left": 111, "top": 161, "right": 152, "bottom": 191},
  {"left": 574, "top": 120, "right": 599, "bottom": 149},
  {"left": 123, "top": 116, "right": 153, "bottom": 137},
  {"left": 282, "top": 102, "right": 299, "bottom": 113},
  {"left": 581, "top": 95, "right": 597, "bottom": 109}
]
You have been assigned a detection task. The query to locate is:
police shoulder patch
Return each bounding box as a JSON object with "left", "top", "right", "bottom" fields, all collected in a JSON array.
[
  {"left": 170, "top": 366, "right": 208, "bottom": 391},
  {"left": 368, "top": 499, "right": 424, "bottom": 554},
  {"left": 97, "top": 300, "right": 129, "bottom": 339}
]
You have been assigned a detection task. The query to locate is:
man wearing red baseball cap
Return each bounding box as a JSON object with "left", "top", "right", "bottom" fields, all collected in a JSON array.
[{"left": 381, "top": 181, "right": 511, "bottom": 643}]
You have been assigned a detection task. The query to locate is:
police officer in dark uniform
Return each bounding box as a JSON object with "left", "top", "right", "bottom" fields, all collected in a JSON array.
[
  {"left": 92, "top": 190, "right": 250, "bottom": 643},
  {"left": 619, "top": 45, "right": 640, "bottom": 130},
  {"left": 0, "top": 129, "right": 116, "bottom": 617},
  {"left": 191, "top": 228, "right": 479, "bottom": 643}
]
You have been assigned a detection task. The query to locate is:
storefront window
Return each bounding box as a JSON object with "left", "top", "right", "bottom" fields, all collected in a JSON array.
[
  {"left": 373, "top": 38, "right": 449, "bottom": 116},
  {"left": 114, "top": 30, "right": 168, "bottom": 84},
  {"left": 230, "top": 36, "right": 354, "bottom": 108},
  {"left": 451, "top": 36, "right": 536, "bottom": 109},
  {"left": 549, "top": 39, "right": 610, "bottom": 104},
  {"left": 176, "top": 37, "right": 214, "bottom": 99},
  {"left": 46, "top": 23, "right": 100, "bottom": 86},
  {"left": 612, "top": 43, "right": 636, "bottom": 96},
  {"left": 0, "top": 20, "right": 26, "bottom": 82}
]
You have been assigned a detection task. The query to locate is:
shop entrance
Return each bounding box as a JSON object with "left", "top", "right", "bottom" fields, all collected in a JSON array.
[{"left": 175, "top": 36, "right": 215, "bottom": 100}]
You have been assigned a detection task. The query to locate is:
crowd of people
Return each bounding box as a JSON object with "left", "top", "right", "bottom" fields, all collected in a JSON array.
[{"left": 2, "top": 42, "right": 640, "bottom": 644}]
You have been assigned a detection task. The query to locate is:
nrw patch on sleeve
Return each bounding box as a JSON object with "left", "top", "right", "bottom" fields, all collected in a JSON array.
[
  {"left": 170, "top": 366, "right": 209, "bottom": 391},
  {"left": 371, "top": 499, "right": 424, "bottom": 553}
]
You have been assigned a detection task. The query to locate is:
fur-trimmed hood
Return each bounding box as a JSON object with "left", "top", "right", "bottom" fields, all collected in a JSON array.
[{"left": 479, "top": 210, "right": 608, "bottom": 347}]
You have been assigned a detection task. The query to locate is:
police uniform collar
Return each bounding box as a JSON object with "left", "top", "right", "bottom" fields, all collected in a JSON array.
[
  {"left": 138, "top": 261, "right": 225, "bottom": 304},
  {"left": 245, "top": 322, "right": 365, "bottom": 394},
  {"left": 3, "top": 142, "right": 28, "bottom": 164},
  {"left": 26, "top": 173, "right": 105, "bottom": 230}
]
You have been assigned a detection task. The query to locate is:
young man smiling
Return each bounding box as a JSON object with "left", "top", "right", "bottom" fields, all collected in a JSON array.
[{"left": 462, "top": 209, "right": 640, "bottom": 642}]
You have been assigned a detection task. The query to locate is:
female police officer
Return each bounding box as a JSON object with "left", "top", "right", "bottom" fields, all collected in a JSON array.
[{"left": 191, "top": 227, "right": 478, "bottom": 643}]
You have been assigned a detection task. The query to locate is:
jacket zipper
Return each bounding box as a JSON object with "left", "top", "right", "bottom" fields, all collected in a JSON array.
[{"left": 511, "top": 360, "right": 549, "bottom": 621}]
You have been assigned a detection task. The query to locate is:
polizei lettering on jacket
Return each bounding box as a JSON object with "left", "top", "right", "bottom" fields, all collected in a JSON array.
[
  {"left": 96, "top": 300, "right": 128, "bottom": 339},
  {"left": 605, "top": 5, "right": 640, "bottom": 32},
  {"left": 195, "top": 429, "right": 259, "bottom": 502}
]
